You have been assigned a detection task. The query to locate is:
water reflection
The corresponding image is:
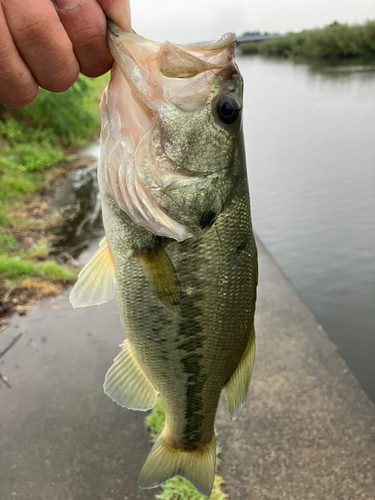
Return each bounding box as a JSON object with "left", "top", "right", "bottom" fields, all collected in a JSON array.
[
  {"left": 277, "top": 55, "right": 375, "bottom": 76},
  {"left": 49, "top": 154, "right": 104, "bottom": 260},
  {"left": 237, "top": 54, "right": 375, "bottom": 402}
]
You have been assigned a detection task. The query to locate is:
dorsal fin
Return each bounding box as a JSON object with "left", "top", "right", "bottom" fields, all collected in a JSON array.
[{"left": 69, "top": 237, "right": 116, "bottom": 308}]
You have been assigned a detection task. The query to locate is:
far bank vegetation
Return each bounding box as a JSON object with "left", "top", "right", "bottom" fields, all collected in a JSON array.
[{"left": 239, "top": 20, "right": 375, "bottom": 60}]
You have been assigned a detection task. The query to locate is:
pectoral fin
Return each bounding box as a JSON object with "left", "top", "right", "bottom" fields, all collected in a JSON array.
[
  {"left": 225, "top": 324, "right": 256, "bottom": 420},
  {"left": 104, "top": 340, "right": 158, "bottom": 411},
  {"left": 69, "top": 237, "right": 115, "bottom": 308},
  {"left": 136, "top": 245, "right": 180, "bottom": 312}
]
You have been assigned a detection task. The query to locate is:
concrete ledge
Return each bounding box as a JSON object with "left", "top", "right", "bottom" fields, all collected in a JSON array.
[
  {"left": 0, "top": 238, "right": 374, "bottom": 499},
  {"left": 216, "top": 239, "right": 375, "bottom": 499}
]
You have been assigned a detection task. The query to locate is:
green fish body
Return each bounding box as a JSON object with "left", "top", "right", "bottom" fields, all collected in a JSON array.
[{"left": 70, "top": 22, "right": 257, "bottom": 498}]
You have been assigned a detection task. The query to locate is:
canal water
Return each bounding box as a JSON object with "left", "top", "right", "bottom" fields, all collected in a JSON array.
[
  {"left": 51, "top": 56, "right": 375, "bottom": 403},
  {"left": 237, "top": 55, "right": 375, "bottom": 402}
]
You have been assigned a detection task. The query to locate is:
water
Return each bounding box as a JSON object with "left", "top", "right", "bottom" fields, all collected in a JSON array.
[
  {"left": 237, "top": 55, "right": 375, "bottom": 401},
  {"left": 49, "top": 149, "right": 103, "bottom": 260},
  {"left": 50, "top": 58, "right": 375, "bottom": 403}
]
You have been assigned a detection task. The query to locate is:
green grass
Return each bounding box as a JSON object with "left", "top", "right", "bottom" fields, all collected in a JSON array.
[
  {"left": 21, "top": 239, "right": 53, "bottom": 260},
  {"left": 0, "top": 75, "right": 105, "bottom": 213},
  {"left": 0, "top": 255, "right": 77, "bottom": 283},
  {"left": 155, "top": 475, "right": 226, "bottom": 500},
  {"left": 239, "top": 20, "right": 375, "bottom": 60},
  {"left": 146, "top": 397, "right": 168, "bottom": 442},
  {"left": 145, "top": 398, "right": 227, "bottom": 500},
  {"left": 0, "top": 233, "right": 18, "bottom": 254},
  {"left": 0, "top": 73, "right": 109, "bottom": 288}
]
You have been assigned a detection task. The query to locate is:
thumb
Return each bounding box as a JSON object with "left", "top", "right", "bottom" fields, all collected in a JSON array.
[{"left": 96, "top": 0, "right": 131, "bottom": 32}]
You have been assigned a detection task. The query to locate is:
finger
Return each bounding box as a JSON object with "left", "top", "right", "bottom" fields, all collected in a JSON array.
[
  {"left": 53, "top": 0, "right": 113, "bottom": 78},
  {"left": 96, "top": 0, "right": 131, "bottom": 32},
  {"left": 0, "top": 6, "right": 38, "bottom": 108},
  {"left": 3, "top": 0, "right": 79, "bottom": 93}
]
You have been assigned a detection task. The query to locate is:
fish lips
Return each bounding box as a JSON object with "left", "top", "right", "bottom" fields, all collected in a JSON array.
[{"left": 106, "top": 21, "right": 238, "bottom": 110}]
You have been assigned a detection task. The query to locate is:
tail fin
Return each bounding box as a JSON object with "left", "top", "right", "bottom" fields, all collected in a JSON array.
[{"left": 138, "top": 430, "right": 216, "bottom": 498}]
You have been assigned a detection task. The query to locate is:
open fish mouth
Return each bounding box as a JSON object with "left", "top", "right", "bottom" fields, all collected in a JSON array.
[
  {"left": 99, "top": 22, "right": 242, "bottom": 241},
  {"left": 106, "top": 20, "right": 238, "bottom": 116},
  {"left": 106, "top": 19, "right": 237, "bottom": 74}
]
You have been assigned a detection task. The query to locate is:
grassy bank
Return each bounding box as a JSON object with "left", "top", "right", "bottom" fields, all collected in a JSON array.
[
  {"left": 0, "top": 74, "right": 108, "bottom": 318},
  {"left": 146, "top": 398, "right": 227, "bottom": 500},
  {"left": 239, "top": 20, "right": 375, "bottom": 60}
]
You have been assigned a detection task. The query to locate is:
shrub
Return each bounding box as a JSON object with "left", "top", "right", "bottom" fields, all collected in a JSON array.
[{"left": 239, "top": 20, "right": 375, "bottom": 60}]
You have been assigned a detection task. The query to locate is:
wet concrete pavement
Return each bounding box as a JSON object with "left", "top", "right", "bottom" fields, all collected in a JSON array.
[
  {"left": 216, "top": 240, "right": 375, "bottom": 499},
  {"left": 1, "top": 239, "right": 374, "bottom": 499},
  {"left": 0, "top": 240, "right": 157, "bottom": 500}
]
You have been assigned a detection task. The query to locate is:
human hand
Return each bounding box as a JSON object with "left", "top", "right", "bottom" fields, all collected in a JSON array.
[{"left": 0, "top": 0, "right": 131, "bottom": 108}]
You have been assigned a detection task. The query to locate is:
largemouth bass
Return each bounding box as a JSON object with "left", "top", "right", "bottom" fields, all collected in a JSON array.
[{"left": 70, "top": 21, "right": 257, "bottom": 498}]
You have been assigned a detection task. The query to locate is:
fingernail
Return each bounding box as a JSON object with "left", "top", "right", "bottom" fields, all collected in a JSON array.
[
  {"left": 101, "top": 0, "right": 131, "bottom": 32},
  {"left": 53, "top": 0, "right": 82, "bottom": 12}
]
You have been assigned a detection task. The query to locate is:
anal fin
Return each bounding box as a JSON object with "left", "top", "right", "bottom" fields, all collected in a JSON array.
[
  {"left": 69, "top": 236, "right": 115, "bottom": 308},
  {"left": 225, "top": 324, "right": 255, "bottom": 420},
  {"left": 104, "top": 339, "right": 158, "bottom": 411}
]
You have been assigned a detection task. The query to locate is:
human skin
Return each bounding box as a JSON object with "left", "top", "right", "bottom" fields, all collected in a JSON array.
[{"left": 0, "top": 0, "right": 131, "bottom": 108}]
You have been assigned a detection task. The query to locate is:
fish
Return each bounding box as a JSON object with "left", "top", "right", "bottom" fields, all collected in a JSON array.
[{"left": 69, "top": 21, "right": 258, "bottom": 498}]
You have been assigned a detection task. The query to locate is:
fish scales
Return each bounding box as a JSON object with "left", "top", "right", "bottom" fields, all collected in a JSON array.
[
  {"left": 70, "top": 21, "right": 257, "bottom": 498},
  {"left": 102, "top": 182, "right": 256, "bottom": 444}
]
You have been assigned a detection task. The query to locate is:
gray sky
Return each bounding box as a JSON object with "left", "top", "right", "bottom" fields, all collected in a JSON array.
[{"left": 130, "top": 0, "right": 375, "bottom": 44}]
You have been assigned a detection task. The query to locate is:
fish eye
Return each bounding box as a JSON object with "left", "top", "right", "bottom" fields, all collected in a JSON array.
[{"left": 215, "top": 95, "right": 240, "bottom": 125}]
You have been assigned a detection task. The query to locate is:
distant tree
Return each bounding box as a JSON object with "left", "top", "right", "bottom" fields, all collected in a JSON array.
[{"left": 242, "top": 31, "right": 261, "bottom": 37}]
